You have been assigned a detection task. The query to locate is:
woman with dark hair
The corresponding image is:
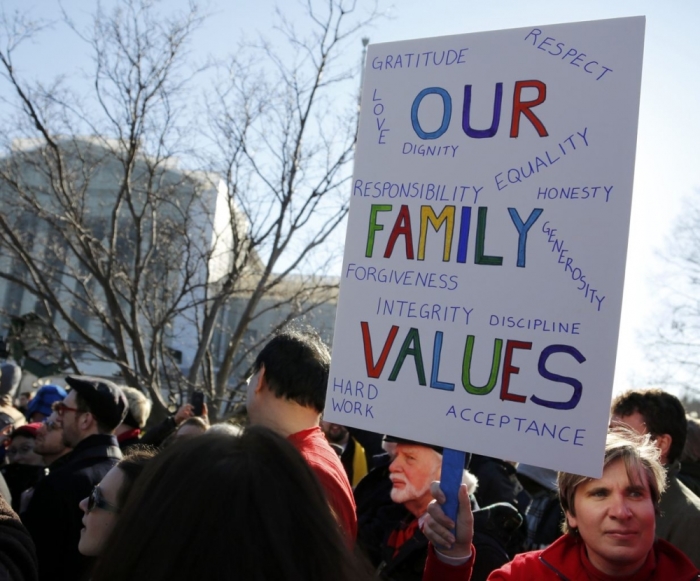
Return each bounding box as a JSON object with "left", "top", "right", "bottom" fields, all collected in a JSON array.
[
  {"left": 78, "top": 449, "right": 156, "bottom": 557},
  {"left": 91, "top": 427, "right": 372, "bottom": 581}
]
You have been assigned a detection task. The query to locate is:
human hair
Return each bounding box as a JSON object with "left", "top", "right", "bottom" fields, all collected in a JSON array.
[
  {"left": 75, "top": 392, "right": 112, "bottom": 435},
  {"left": 178, "top": 417, "right": 209, "bottom": 431},
  {"left": 115, "top": 448, "right": 157, "bottom": 509},
  {"left": 120, "top": 387, "right": 152, "bottom": 429},
  {"left": 91, "top": 428, "right": 370, "bottom": 581},
  {"left": 207, "top": 422, "right": 242, "bottom": 437},
  {"left": 558, "top": 428, "right": 667, "bottom": 534},
  {"left": 252, "top": 327, "right": 330, "bottom": 413},
  {"left": 611, "top": 388, "right": 687, "bottom": 464},
  {"left": 682, "top": 416, "right": 700, "bottom": 463}
]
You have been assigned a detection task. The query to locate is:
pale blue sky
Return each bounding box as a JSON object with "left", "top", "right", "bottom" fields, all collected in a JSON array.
[{"left": 3, "top": 0, "right": 699, "bottom": 394}]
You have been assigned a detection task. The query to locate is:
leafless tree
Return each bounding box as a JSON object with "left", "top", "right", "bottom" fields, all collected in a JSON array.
[
  {"left": 198, "top": 0, "right": 378, "bottom": 408},
  {"left": 0, "top": 0, "right": 378, "bottom": 419},
  {"left": 644, "top": 191, "right": 700, "bottom": 398}
]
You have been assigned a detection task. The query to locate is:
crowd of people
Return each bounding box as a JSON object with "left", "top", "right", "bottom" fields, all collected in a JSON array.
[{"left": 0, "top": 331, "right": 698, "bottom": 580}]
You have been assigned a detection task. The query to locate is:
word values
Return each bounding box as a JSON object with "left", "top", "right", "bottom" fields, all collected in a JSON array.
[{"left": 361, "top": 322, "right": 586, "bottom": 411}]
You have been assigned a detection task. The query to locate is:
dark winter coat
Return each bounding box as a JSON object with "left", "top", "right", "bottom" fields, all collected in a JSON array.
[
  {"left": 21, "top": 434, "right": 121, "bottom": 581},
  {"left": 0, "top": 493, "right": 37, "bottom": 580}
]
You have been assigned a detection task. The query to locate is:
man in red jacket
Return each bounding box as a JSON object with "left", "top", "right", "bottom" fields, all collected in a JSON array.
[
  {"left": 421, "top": 428, "right": 700, "bottom": 580},
  {"left": 246, "top": 327, "right": 357, "bottom": 543}
]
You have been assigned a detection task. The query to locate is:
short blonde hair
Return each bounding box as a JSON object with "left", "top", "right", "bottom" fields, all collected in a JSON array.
[
  {"left": 121, "top": 386, "right": 152, "bottom": 429},
  {"left": 557, "top": 428, "right": 667, "bottom": 534}
]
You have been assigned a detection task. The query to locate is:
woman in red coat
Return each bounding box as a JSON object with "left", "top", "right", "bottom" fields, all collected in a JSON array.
[{"left": 422, "top": 428, "right": 700, "bottom": 580}]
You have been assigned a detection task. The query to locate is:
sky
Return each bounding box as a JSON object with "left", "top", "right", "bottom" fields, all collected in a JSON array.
[{"left": 3, "top": 0, "right": 700, "bottom": 396}]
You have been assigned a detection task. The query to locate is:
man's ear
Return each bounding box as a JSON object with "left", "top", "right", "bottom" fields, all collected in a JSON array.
[
  {"left": 254, "top": 365, "right": 267, "bottom": 395},
  {"left": 654, "top": 433, "right": 672, "bottom": 464},
  {"left": 80, "top": 411, "right": 96, "bottom": 432},
  {"left": 565, "top": 510, "right": 577, "bottom": 531}
]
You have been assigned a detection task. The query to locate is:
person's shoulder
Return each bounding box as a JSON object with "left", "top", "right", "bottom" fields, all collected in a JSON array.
[
  {"left": 677, "top": 478, "right": 700, "bottom": 510},
  {"left": 661, "top": 474, "right": 700, "bottom": 521},
  {"left": 497, "top": 534, "right": 576, "bottom": 578},
  {"left": 488, "top": 548, "right": 544, "bottom": 580},
  {"left": 289, "top": 427, "right": 341, "bottom": 467},
  {"left": 654, "top": 539, "right": 700, "bottom": 578}
]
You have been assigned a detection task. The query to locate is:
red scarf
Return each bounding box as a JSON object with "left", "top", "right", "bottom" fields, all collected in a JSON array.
[
  {"left": 387, "top": 519, "right": 420, "bottom": 558},
  {"left": 117, "top": 428, "right": 141, "bottom": 444}
]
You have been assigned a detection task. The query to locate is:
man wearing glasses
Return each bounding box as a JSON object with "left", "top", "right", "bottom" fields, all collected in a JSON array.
[
  {"left": 17, "top": 412, "right": 74, "bottom": 514},
  {"left": 21, "top": 376, "right": 127, "bottom": 581}
]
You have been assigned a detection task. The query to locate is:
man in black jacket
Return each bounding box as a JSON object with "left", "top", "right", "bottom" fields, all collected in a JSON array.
[{"left": 21, "top": 376, "right": 126, "bottom": 581}]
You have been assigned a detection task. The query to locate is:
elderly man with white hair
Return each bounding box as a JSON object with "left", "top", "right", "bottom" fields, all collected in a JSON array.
[{"left": 357, "top": 436, "right": 518, "bottom": 581}]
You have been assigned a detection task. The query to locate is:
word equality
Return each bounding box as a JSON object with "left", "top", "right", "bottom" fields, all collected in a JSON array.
[
  {"left": 365, "top": 204, "right": 543, "bottom": 267},
  {"left": 361, "top": 322, "right": 586, "bottom": 410},
  {"left": 495, "top": 129, "right": 589, "bottom": 191}
]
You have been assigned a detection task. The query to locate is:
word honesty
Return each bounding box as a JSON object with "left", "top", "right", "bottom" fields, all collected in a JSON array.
[
  {"left": 361, "top": 322, "right": 586, "bottom": 411},
  {"left": 411, "top": 80, "right": 548, "bottom": 140},
  {"left": 365, "top": 204, "right": 543, "bottom": 267}
]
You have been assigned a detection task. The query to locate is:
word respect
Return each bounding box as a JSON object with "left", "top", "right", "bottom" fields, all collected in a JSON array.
[{"left": 524, "top": 28, "right": 613, "bottom": 81}]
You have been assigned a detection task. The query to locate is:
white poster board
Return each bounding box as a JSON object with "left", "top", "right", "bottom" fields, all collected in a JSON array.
[{"left": 324, "top": 17, "right": 645, "bottom": 477}]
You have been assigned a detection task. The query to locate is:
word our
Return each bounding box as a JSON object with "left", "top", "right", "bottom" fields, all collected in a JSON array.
[{"left": 411, "top": 81, "right": 548, "bottom": 140}]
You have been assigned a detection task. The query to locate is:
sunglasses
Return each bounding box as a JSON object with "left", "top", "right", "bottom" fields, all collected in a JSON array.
[
  {"left": 52, "top": 402, "right": 80, "bottom": 417},
  {"left": 87, "top": 485, "right": 120, "bottom": 514}
]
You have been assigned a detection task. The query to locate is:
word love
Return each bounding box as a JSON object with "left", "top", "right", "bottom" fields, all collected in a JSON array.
[
  {"left": 361, "top": 322, "right": 586, "bottom": 411},
  {"left": 365, "top": 204, "right": 543, "bottom": 267}
]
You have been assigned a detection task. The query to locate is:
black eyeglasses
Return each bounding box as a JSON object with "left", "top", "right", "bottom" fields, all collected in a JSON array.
[{"left": 86, "top": 485, "right": 120, "bottom": 514}]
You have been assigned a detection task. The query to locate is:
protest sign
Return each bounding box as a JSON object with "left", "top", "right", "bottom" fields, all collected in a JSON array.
[{"left": 324, "top": 17, "right": 645, "bottom": 477}]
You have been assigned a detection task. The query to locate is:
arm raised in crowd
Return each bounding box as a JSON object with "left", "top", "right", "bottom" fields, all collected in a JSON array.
[
  {"left": 140, "top": 403, "right": 208, "bottom": 447},
  {"left": 423, "top": 482, "right": 476, "bottom": 580}
]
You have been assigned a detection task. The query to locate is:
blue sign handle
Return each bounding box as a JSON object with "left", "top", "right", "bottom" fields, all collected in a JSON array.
[{"left": 439, "top": 448, "right": 466, "bottom": 528}]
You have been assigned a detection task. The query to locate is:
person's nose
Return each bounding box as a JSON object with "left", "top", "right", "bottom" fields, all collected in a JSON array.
[
  {"left": 389, "top": 457, "right": 403, "bottom": 473},
  {"left": 79, "top": 497, "right": 89, "bottom": 515},
  {"left": 608, "top": 493, "right": 633, "bottom": 519}
]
